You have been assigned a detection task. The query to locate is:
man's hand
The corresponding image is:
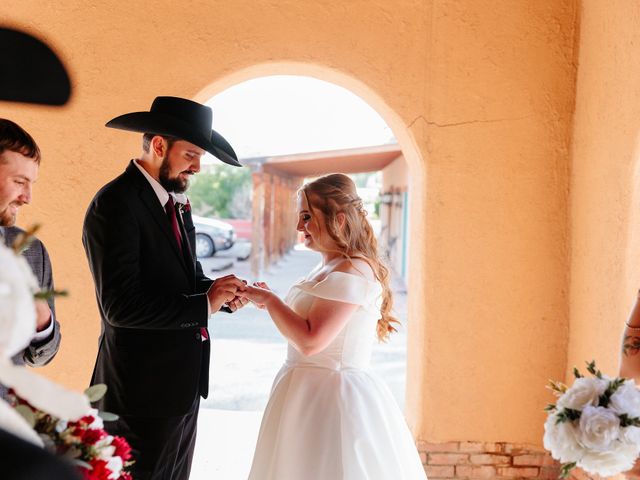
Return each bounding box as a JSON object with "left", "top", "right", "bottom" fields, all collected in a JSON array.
[
  {"left": 34, "top": 300, "right": 52, "bottom": 332},
  {"left": 207, "top": 275, "right": 247, "bottom": 313},
  {"left": 226, "top": 291, "right": 250, "bottom": 312}
]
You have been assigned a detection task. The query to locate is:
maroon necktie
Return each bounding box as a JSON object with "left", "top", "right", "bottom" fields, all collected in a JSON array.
[
  {"left": 165, "top": 197, "right": 183, "bottom": 251},
  {"left": 165, "top": 197, "right": 209, "bottom": 341}
]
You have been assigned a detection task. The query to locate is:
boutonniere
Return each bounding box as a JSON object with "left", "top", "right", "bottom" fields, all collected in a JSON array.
[{"left": 177, "top": 201, "right": 191, "bottom": 214}]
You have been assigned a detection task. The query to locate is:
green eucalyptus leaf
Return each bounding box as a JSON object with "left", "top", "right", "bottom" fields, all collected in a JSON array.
[
  {"left": 620, "top": 414, "right": 640, "bottom": 428},
  {"left": 34, "top": 289, "right": 69, "bottom": 300},
  {"left": 555, "top": 408, "right": 581, "bottom": 424},
  {"left": 599, "top": 378, "right": 625, "bottom": 407},
  {"left": 98, "top": 411, "right": 119, "bottom": 422},
  {"left": 84, "top": 384, "right": 108, "bottom": 402},
  {"left": 560, "top": 462, "right": 577, "bottom": 479}
]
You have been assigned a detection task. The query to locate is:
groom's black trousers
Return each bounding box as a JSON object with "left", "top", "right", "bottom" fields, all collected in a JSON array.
[{"left": 109, "top": 397, "right": 200, "bottom": 480}]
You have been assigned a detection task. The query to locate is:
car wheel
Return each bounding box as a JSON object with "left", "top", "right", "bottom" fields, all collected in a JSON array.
[{"left": 196, "top": 233, "right": 216, "bottom": 258}]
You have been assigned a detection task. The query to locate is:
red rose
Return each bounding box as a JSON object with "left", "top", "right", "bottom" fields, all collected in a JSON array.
[
  {"left": 112, "top": 436, "right": 132, "bottom": 461},
  {"left": 119, "top": 473, "right": 133, "bottom": 480},
  {"left": 79, "top": 415, "right": 96, "bottom": 425},
  {"left": 79, "top": 459, "right": 111, "bottom": 480},
  {"left": 81, "top": 428, "right": 107, "bottom": 445}
]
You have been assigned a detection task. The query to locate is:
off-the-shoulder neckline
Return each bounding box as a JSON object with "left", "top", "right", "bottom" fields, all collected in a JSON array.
[{"left": 300, "top": 270, "right": 380, "bottom": 286}]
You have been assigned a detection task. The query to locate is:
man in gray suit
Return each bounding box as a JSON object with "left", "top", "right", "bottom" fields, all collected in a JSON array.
[{"left": 0, "top": 119, "right": 61, "bottom": 398}]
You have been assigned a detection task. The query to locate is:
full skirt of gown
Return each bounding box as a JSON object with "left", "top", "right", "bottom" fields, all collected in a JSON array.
[{"left": 248, "top": 272, "right": 427, "bottom": 480}]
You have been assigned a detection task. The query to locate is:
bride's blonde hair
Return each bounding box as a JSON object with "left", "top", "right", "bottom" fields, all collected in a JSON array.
[{"left": 300, "top": 173, "right": 399, "bottom": 341}]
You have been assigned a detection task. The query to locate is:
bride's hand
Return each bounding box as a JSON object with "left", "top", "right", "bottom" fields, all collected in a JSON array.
[
  {"left": 239, "top": 283, "right": 273, "bottom": 309},
  {"left": 254, "top": 281, "right": 270, "bottom": 291}
]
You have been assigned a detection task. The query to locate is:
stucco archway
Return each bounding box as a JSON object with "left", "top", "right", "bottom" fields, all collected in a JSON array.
[
  {"left": 4, "top": 4, "right": 581, "bottom": 477},
  {"left": 193, "top": 62, "right": 428, "bottom": 434}
]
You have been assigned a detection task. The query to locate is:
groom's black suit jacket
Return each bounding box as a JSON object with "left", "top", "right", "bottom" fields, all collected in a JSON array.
[{"left": 83, "top": 161, "right": 212, "bottom": 418}]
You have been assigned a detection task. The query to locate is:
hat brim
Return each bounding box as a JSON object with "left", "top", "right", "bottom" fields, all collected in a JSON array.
[
  {"left": 0, "top": 28, "right": 71, "bottom": 105},
  {"left": 106, "top": 111, "right": 241, "bottom": 167}
]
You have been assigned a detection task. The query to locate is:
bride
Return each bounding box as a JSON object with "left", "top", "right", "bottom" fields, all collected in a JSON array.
[{"left": 240, "top": 174, "right": 427, "bottom": 480}]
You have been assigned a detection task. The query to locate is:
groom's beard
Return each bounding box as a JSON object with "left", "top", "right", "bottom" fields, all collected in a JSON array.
[{"left": 159, "top": 155, "right": 191, "bottom": 194}]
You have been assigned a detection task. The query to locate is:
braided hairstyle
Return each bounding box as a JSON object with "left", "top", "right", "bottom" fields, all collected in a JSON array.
[{"left": 300, "top": 173, "right": 399, "bottom": 341}]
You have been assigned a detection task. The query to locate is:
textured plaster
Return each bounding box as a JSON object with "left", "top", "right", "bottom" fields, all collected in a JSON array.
[
  {"left": 567, "top": 2, "right": 640, "bottom": 380},
  {"left": 0, "top": 0, "right": 578, "bottom": 444}
]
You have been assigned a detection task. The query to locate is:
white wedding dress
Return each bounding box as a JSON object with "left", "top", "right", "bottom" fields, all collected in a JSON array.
[{"left": 248, "top": 271, "right": 427, "bottom": 480}]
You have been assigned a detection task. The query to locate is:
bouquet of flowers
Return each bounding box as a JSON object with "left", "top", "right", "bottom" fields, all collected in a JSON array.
[
  {"left": 0, "top": 232, "right": 134, "bottom": 479},
  {"left": 9, "top": 385, "right": 133, "bottom": 480},
  {"left": 544, "top": 361, "right": 640, "bottom": 477}
]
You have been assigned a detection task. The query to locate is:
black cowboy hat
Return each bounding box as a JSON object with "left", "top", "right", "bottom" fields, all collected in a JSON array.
[
  {"left": 0, "top": 27, "right": 71, "bottom": 105},
  {"left": 106, "top": 96, "right": 241, "bottom": 167}
]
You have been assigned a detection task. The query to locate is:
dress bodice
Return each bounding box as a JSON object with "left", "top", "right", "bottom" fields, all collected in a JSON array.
[{"left": 283, "top": 271, "right": 383, "bottom": 371}]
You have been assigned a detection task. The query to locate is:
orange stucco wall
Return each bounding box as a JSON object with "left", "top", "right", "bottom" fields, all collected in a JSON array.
[
  {"left": 1, "top": 0, "right": 579, "bottom": 445},
  {"left": 567, "top": 3, "right": 640, "bottom": 378}
]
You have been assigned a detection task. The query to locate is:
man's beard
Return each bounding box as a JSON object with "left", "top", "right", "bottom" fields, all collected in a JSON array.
[
  {"left": 159, "top": 155, "right": 190, "bottom": 193},
  {"left": 0, "top": 202, "right": 20, "bottom": 226}
]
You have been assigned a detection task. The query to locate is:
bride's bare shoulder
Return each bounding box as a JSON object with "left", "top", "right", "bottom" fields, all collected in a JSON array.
[{"left": 332, "top": 257, "right": 376, "bottom": 282}]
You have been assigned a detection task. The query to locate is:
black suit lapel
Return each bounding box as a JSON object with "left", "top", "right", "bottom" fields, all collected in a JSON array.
[{"left": 125, "top": 162, "right": 192, "bottom": 279}]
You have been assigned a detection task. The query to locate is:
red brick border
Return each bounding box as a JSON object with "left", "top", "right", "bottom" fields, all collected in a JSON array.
[{"left": 416, "top": 441, "right": 577, "bottom": 479}]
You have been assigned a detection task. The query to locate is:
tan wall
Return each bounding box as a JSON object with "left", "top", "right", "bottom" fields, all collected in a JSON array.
[
  {"left": 567, "top": 3, "right": 640, "bottom": 377},
  {"left": 1, "top": 0, "right": 578, "bottom": 445},
  {"left": 381, "top": 154, "right": 408, "bottom": 279}
]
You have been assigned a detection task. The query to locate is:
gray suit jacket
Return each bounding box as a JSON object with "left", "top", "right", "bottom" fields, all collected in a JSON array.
[{"left": 1, "top": 227, "right": 61, "bottom": 397}]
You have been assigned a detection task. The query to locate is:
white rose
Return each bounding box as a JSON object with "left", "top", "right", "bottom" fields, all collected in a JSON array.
[
  {"left": 54, "top": 420, "right": 68, "bottom": 434},
  {"left": 87, "top": 408, "right": 104, "bottom": 429},
  {"left": 609, "top": 380, "right": 640, "bottom": 417},
  {"left": 95, "top": 434, "right": 114, "bottom": 449},
  {"left": 620, "top": 426, "right": 640, "bottom": 445},
  {"left": 578, "top": 405, "right": 621, "bottom": 452},
  {"left": 0, "top": 243, "right": 38, "bottom": 358},
  {"left": 106, "top": 455, "right": 123, "bottom": 479},
  {"left": 558, "top": 377, "right": 607, "bottom": 410},
  {"left": 544, "top": 413, "right": 583, "bottom": 463},
  {"left": 98, "top": 445, "right": 116, "bottom": 460},
  {"left": 578, "top": 442, "right": 640, "bottom": 477}
]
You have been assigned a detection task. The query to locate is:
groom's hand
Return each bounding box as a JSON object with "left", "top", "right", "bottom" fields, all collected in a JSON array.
[
  {"left": 226, "top": 294, "right": 250, "bottom": 312},
  {"left": 226, "top": 280, "right": 250, "bottom": 312},
  {"left": 207, "top": 275, "right": 246, "bottom": 313}
]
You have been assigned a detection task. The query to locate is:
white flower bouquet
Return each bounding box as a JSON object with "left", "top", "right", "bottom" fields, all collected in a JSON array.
[
  {"left": 0, "top": 235, "right": 133, "bottom": 478},
  {"left": 544, "top": 361, "right": 640, "bottom": 477}
]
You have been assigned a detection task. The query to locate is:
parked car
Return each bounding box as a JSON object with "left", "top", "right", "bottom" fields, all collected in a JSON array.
[{"left": 192, "top": 215, "right": 236, "bottom": 258}]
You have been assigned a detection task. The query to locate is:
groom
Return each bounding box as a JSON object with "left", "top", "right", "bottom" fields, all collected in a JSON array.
[{"left": 83, "top": 96, "right": 248, "bottom": 480}]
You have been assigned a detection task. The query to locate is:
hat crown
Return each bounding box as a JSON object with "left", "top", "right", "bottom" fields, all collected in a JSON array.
[
  {"left": 105, "top": 95, "right": 240, "bottom": 166},
  {"left": 150, "top": 96, "right": 212, "bottom": 140}
]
